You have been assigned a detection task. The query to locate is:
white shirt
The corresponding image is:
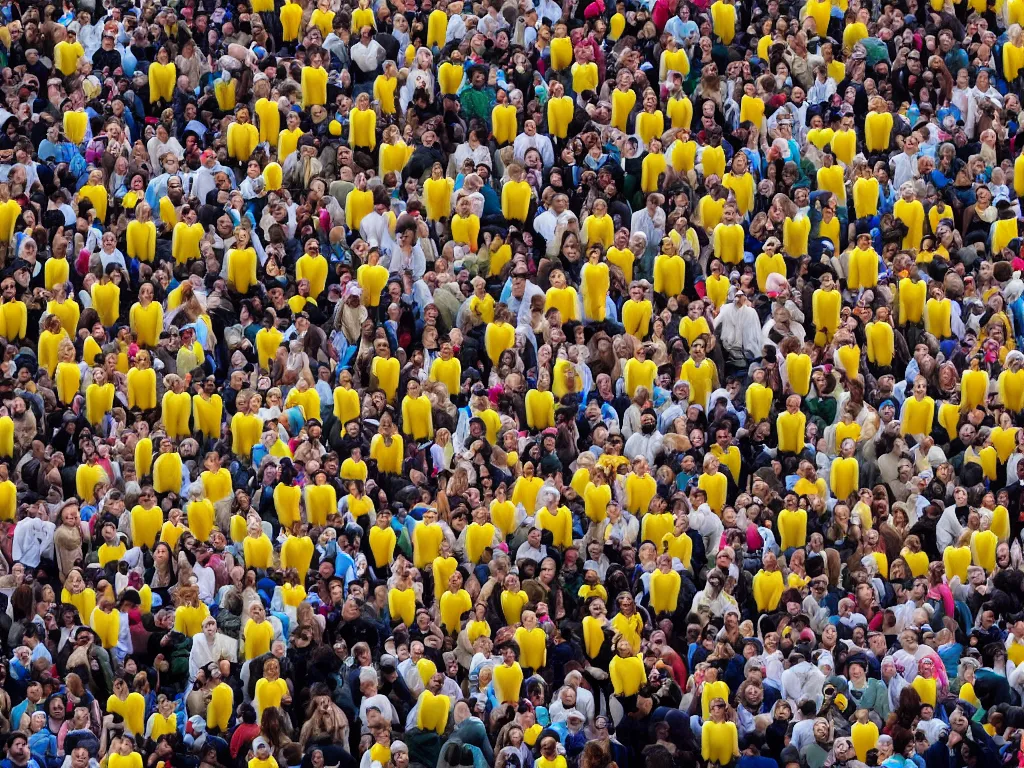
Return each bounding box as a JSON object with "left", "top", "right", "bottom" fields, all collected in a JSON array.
[
  {"left": 115, "top": 611, "right": 132, "bottom": 665},
  {"left": 477, "top": 12, "right": 508, "bottom": 39},
  {"left": 714, "top": 302, "right": 763, "bottom": 361},
  {"left": 937, "top": 506, "right": 965, "bottom": 552},
  {"left": 359, "top": 692, "right": 397, "bottom": 725},
  {"left": 188, "top": 630, "right": 238, "bottom": 687},
  {"left": 535, "top": 0, "right": 562, "bottom": 23},
  {"left": 147, "top": 136, "right": 184, "bottom": 169},
  {"left": 190, "top": 163, "right": 228, "bottom": 206},
  {"left": 453, "top": 142, "right": 492, "bottom": 170},
  {"left": 515, "top": 541, "right": 547, "bottom": 563},
  {"left": 446, "top": 14, "right": 467, "bottom": 44},
  {"left": 533, "top": 208, "right": 578, "bottom": 255},
  {"left": 359, "top": 211, "right": 397, "bottom": 251},
  {"left": 624, "top": 430, "right": 665, "bottom": 466},
  {"left": 12, "top": 517, "right": 55, "bottom": 568},
  {"left": 891, "top": 151, "right": 918, "bottom": 190},
  {"left": 193, "top": 561, "right": 217, "bottom": 605},
  {"left": 99, "top": 248, "right": 127, "bottom": 271},
  {"left": 513, "top": 133, "right": 555, "bottom": 168},
  {"left": 549, "top": 686, "right": 595, "bottom": 725},
  {"left": 351, "top": 40, "right": 384, "bottom": 73}
]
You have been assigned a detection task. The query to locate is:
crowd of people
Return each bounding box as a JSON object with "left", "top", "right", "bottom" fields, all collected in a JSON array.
[{"left": 2, "top": 0, "right": 1024, "bottom": 768}]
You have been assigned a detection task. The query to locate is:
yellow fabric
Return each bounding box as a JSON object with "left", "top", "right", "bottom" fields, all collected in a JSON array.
[
  {"left": 416, "top": 691, "right": 450, "bottom": 735},
  {"left": 710, "top": 1, "right": 736, "bottom": 43},
  {"left": 493, "top": 662, "right": 524, "bottom": 703},
  {"left": 424, "top": 177, "right": 454, "bottom": 221},
  {"left": 345, "top": 188, "right": 374, "bottom": 231},
  {"left": 755, "top": 252, "right": 786, "bottom": 293},
  {"left": 943, "top": 546, "right": 971, "bottom": 583},
  {"left": 255, "top": 98, "right": 280, "bottom": 145},
  {"left": 148, "top": 62, "right": 176, "bottom": 102},
  {"left": 300, "top": 66, "right": 327, "bottom": 109},
  {"left": 926, "top": 298, "right": 953, "bottom": 338},
  {"left": 380, "top": 141, "right": 413, "bottom": 176},
  {"left": 654, "top": 253, "right": 686, "bottom": 296},
  {"left": 106, "top": 692, "right": 146, "bottom": 737},
  {"left": 280, "top": 1, "right": 302, "bottom": 39},
  {"left": 388, "top": 586, "right": 416, "bottom": 626},
  {"left": 305, "top": 484, "right": 337, "bottom": 526},
  {"left": 55, "top": 40, "right": 85, "bottom": 76},
  {"left": 680, "top": 358, "right": 716, "bottom": 410},
  {"left": 714, "top": 222, "right": 745, "bottom": 263},
  {"left": 537, "top": 505, "right": 573, "bottom": 548},
  {"left": 492, "top": 104, "right": 518, "bottom": 145},
  {"left": 723, "top": 172, "right": 754, "bottom": 216},
  {"left": 893, "top": 199, "right": 924, "bottom": 250},
  {"left": 650, "top": 568, "right": 681, "bottom": 614},
  {"left": 414, "top": 523, "right": 444, "bottom": 568},
  {"left": 227, "top": 122, "right": 259, "bottom": 162},
  {"left": 90, "top": 607, "right": 119, "bottom": 649},
  {"left": 512, "top": 476, "right": 543, "bottom": 515},
  {"left": 230, "top": 412, "right": 262, "bottom": 458},
  {"left": 973, "top": 529, "right": 998, "bottom": 571},
  {"left": 432, "top": 555, "right": 457, "bottom": 602},
  {"left": 485, "top": 321, "right": 516, "bottom": 365},
  {"left": 784, "top": 353, "right": 811, "bottom": 396},
  {"left": 171, "top": 221, "right": 204, "bottom": 265},
  {"left": 609, "top": 654, "right": 647, "bottom": 696},
  {"left": 753, "top": 569, "right": 784, "bottom": 611},
  {"left": 514, "top": 626, "right": 547, "bottom": 670},
  {"left": 866, "top": 321, "right": 894, "bottom": 366},
  {"left": 207, "top": 683, "right": 233, "bottom": 731},
  {"left": 349, "top": 107, "right": 377, "bottom": 150},
  {"left": 244, "top": 618, "right": 274, "bottom": 659},
  {"left": 550, "top": 36, "right": 573, "bottom": 70},
  {"left": 582, "top": 616, "right": 607, "bottom": 659},
  {"left": 702, "top": 721, "right": 739, "bottom": 765},
  {"left": 572, "top": 61, "right": 599, "bottom": 94},
  {"left": 254, "top": 676, "right": 288, "bottom": 717},
  {"left": 852, "top": 721, "right": 880, "bottom": 763},
  {"left": 962, "top": 369, "right": 990, "bottom": 411},
  {"left": 451, "top": 213, "right": 480, "bottom": 252},
  {"left": 499, "top": 589, "right": 527, "bottom": 625},
  {"left": 698, "top": 472, "right": 727, "bottom": 514},
  {"left": 502, "top": 180, "right": 532, "bottom": 222},
  {"left": 783, "top": 216, "right": 811, "bottom": 258},
  {"left": 642, "top": 151, "right": 668, "bottom": 193},
  {"left": 465, "top": 522, "right": 496, "bottom": 563},
  {"left": 611, "top": 88, "right": 636, "bottom": 132},
  {"left": 584, "top": 483, "right": 611, "bottom": 523},
  {"left": 622, "top": 298, "right": 652, "bottom": 338},
  {"left": 280, "top": 535, "right": 314, "bottom": 582},
  {"left": 439, "top": 588, "right": 472, "bottom": 634},
  {"left": 79, "top": 184, "right": 108, "bottom": 223},
  {"left": 1000, "top": 369, "right": 1024, "bottom": 412},
  {"left": 836, "top": 344, "right": 860, "bottom": 382},
  {"left": 668, "top": 99, "right": 693, "bottom": 134},
  {"left": 830, "top": 457, "right": 859, "bottom": 501},
  {"left": 777, "top": 411, "right": 806, "bottom": 453}
]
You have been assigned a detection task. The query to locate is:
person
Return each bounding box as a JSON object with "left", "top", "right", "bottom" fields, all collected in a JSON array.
[{"left": 0, "top": 4, "right": 1018, "bottom": 768}]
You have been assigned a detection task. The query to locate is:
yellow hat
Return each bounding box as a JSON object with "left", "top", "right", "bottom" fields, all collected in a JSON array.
[{"left": 329, "top": 119, "right": 342, "bottom": 136}]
